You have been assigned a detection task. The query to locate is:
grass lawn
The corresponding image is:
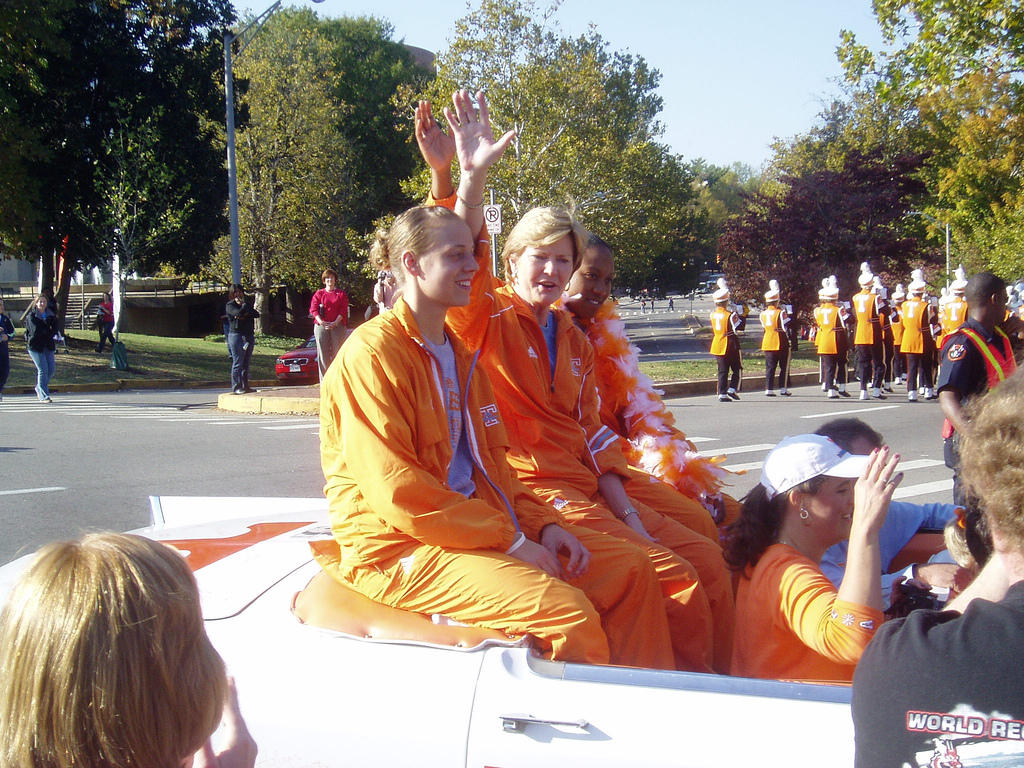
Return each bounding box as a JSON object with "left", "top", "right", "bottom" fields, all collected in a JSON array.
[
  {"left": 639, "top": 335, "right": 821, "bottom": 383},
  {"left": 4, "top": 331, "right": 304, "bottom": 389},
  {"left": 3, "top": 326, "right": 823, "bottom": 389}
]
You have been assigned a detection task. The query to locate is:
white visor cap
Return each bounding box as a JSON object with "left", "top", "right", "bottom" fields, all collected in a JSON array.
[{"left": 760, "top": 434, "right": 869, "bottom": 500}]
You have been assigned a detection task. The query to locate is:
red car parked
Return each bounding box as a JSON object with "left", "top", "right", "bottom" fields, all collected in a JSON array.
[{"left": 275, "top": 337, "right": 318, "bottom": 382}]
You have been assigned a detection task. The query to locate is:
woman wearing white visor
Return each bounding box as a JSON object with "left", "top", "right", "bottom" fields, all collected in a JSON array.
[{"left": 725, "top": 434, "right": 901, "bottom": 682}]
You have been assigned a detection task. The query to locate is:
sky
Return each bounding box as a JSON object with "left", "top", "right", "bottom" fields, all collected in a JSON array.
[{"left": 238, "top": 0, "right": 888, "bottom": 170}]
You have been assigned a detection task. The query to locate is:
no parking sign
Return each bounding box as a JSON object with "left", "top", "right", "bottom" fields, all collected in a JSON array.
[{"left": 484, "top": 204, "right": 502, "bottom": 234}]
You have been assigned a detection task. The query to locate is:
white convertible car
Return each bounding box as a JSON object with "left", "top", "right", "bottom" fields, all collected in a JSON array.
[{"left": 0, "top": 496, "right": 859, "bottom": 767}]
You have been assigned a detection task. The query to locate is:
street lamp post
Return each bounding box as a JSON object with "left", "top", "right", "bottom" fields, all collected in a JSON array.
[{"left": 224, "top": 0, "right": 325, "bottom": 285}]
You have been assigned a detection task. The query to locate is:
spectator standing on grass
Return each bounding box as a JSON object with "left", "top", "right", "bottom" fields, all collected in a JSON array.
[
  {"left": 0, "top": 297, "right": 14, "bottom": 402},
  {"left": 24, "top": 294, "right": 57, "bottom": 403},
  {"left": 221, "top": 286, "right": 236, "bottom": 358},
  {"left": 310, "top": 268, "right": 348, "bottom": 380},
  {"left": 225, "top": 284, "right": 259, "bottom": 396},
  {"left": 95, "top": 291, "right": 115, "bottom": 353}
]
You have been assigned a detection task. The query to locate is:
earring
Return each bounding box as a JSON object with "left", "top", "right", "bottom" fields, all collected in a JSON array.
[{"left": 799, "top": 507, "right": 809, "bottom": 521}]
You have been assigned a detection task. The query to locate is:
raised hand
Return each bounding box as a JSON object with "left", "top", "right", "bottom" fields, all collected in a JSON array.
[
  {"left": 853, "top": 446, "right": 902, "bottom": 535},
  {"left": 192, "top": 678, "right": 258, "bottom": 768},
  {"left": 414, "top": 99, "right": 455, "bottom": 173},
  {"left": 443, "top": 89, "right": 516, "bottom": 178}
]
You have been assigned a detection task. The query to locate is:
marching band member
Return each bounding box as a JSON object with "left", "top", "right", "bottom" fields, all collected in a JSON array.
[
  {"left": 814, "top": 276, "right": 845, "bottom": 399},
  {"left": 852, "top": 263, "right": 885, "bottom": 400},
  {"left": 890, "top": 283, "right": 907, "bottom": 385},
  {"left": 759, "top": 279, "right": 791, "bottom": 397},
  {"left": 938, "top": 266, "right": 969, "bottom": 348},
  {"left": 710, "top": 279, "right": 743, "bottom": 403},
  {"left": 899, "top": 270, "right": 931, "bottom": 402}
]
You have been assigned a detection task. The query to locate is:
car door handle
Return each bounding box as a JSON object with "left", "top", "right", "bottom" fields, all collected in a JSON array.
[{"left": 500, "top": 713, "right": 589, "bottom": 733}]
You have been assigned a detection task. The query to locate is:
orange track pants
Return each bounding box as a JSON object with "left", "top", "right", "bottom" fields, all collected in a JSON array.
[
  {"left": 527, "top": 481, "right": 717, "bottom": 673},
  {"left": 621, "top": 469, "right": 736, "bottom": 673},
  {"left": 339, "top": 524, "right": 673, "bottom": 668}
]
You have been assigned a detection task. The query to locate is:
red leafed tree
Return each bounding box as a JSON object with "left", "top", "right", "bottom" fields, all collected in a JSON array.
[{"left": 719, "top": 148, "right": 942, "bottom": 324}]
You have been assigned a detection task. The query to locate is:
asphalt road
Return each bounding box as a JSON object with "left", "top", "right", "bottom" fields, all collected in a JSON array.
[
  {"left": 1, "top": 388, "right": 324, "bottom": 563},
  {"left": 0, "top": 367, "right": 954, "bottom": 565}
]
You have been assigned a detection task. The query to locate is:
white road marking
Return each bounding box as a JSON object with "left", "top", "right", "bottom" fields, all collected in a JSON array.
[
  {"left": 724, "top": 461, "right": 763, "bottom": 472},
  {"left": 895, "top": 459, "right": 945, "bottom": 472},
  {"left": 800, "top": 405, "right": 901, "bottom": 419},
  {"left": 892, "top": 479, "right": 953, "bottom": 500},
  {"left": 686, "top": 436, "right": 715, "bottom": 444},
  {"left": 698, "top": 443, "right": 775, "bottom": 457},
  {"left": 723, "top": 458, "right": 946, "bottom": 476},
  {"left": 0, "top": 486, "right": 66, "bottom": 496}
]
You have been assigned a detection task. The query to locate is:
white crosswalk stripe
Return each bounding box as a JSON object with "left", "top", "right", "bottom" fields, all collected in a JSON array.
[{"left": 1, "top": 397, "right": 316, "bottom": 430}]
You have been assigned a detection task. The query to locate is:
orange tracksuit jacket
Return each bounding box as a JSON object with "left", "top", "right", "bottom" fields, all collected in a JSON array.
[
  {"left": 318, "top": 299, "right": 675, "bottom": 667},
  {"left": 731, "top": 544, "right": 883, "bottom": 682},
  {"left": 432, "top": 195, "right": 727, "bottom": 672}
]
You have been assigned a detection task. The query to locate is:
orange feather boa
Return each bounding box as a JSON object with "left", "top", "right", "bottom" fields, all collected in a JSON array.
[{"left": 583, "top": 300, "right": 732, "bottom": 500}]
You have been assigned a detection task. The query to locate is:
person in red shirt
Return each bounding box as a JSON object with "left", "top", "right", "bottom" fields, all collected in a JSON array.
[
  {"left": 309, "top": 269, "right": 349, "bottom": 380},
  {"left": 95, "top": 291, "right": 115, "bottom": 353}
]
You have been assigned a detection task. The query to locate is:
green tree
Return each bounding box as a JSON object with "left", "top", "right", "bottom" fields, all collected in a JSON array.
[
  {"left": 92, "top": 109, "right": 195, "bottom": 335},
  {"left": 0, "top": 0, "right": 234, "bottom": 323},
  {"left": 320, "top": 16, "right": 427, "bottom": 228},
  {"left": 224, "top": 9, "right": 353, "bottom": 332},
  {"left": 416, "top": 0, "right": 699, "bottom": 292},
  {"left": 719, "top": 149, "right": 939, "bottom": 323},
  {"left": 839, "top": 1, "right": 1024, "bottom": 280},
  {"left": 207, "top": 10, "right": 426, "bottom": 329}
]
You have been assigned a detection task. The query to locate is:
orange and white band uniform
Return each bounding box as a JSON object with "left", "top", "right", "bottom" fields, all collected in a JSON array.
[
  {"left": 890, "top": 302, "right": 905, "bottom": 347},
  {"left": 813, "top": 302, "right": 842, "bottom": 354},
  {"left": 432, "top": 193, "right": 729, "bottom": 673},
  {"left": 731, "top": 544, "right": 883, "bottom": 682},
  {"left": 939, "top": 296, "right": 968, "bottom": 347},
  {"left": 852, "top": 290, "right": 879, "bottom": 345},
  {"left": 759, "top": 305, "right": 787, "bottom": 352},
  {"left": 709, "top": 305, "right": 738, "bottom": 355},
  {"left": 318, "top": 300, "right": 675, "bottom": 668},
  {"left": 899, "top": 297, "right": 928, "bottom": 354}
]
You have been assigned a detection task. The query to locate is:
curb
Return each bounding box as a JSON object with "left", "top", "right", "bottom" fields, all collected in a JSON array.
[
  {"left": 217, "top": 390, "right": 321, "bottom": 415},
  {"left": 217, "top": 370, "right": 826, "bottom": 415},
  {"left": 4, "top": 378, "right": 278, "bottom": 396},
  {"left": 6, "top": 371, "right": 826, "bottom": 413}
]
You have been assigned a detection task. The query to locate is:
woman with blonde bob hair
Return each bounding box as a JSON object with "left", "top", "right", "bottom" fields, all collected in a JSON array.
[
  {"left": 416, "top": 90, "right": 734, "bottom": 672},
  {"left": 0, "top": 533, "right": 254, "bottom": 768}
]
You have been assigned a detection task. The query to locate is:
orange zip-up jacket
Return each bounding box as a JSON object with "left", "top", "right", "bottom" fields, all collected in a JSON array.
[
  {"left": 319, "top": 298, "right": 560, "bottom": 569},
  {"left": 899, "top": 297, "right": 928, "bottom": 354},
  {"left": 431, "top": 195, "right": 631, "bottom": 496},
  {"left": 813, "top": 302, "right": 841, "bottom": 355}
]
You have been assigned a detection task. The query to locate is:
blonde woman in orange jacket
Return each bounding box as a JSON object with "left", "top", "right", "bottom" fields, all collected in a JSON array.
[
  {"left": 318, "top": 202, "right": 675, "bottom": 669},
  {"left": 415, "top": 91, "right": 731, "bottom": 673}
]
